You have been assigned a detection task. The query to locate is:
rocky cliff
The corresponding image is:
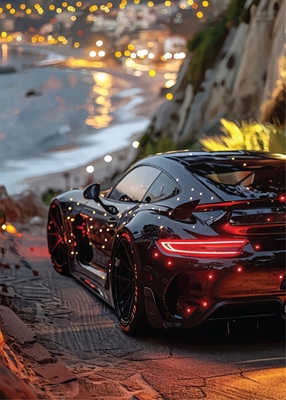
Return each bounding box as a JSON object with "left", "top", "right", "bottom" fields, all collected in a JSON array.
[{"left": 141, "top": 0, "right": 285, "bottom": 154}]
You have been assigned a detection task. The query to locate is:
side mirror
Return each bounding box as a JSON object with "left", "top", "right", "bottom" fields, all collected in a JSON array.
[
  {"left": 83, "top": 183, "right": 100, "bottom": 200},
  {"left": 83, "top": 183, "right": 119, "bottom": 215}
]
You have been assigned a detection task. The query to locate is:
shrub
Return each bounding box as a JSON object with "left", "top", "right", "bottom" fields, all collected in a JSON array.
[
  {"left": 200, "top": 118, "right": 286, "bottom": 153},
  {"left": 42, "top": 188, "right": 62, "bottom": 206}
]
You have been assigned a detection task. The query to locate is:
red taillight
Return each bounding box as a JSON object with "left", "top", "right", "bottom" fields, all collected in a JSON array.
[{"left": 157, "top": 239, "right": 248, "bottom": 258}]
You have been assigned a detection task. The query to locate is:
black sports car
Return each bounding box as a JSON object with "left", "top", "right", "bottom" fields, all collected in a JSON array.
[{"left": 47, "top": 151, "right": 286, "bottom": 334}]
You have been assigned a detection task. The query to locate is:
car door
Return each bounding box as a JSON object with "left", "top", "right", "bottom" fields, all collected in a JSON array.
[{"left": 80, "top": 165, "right": 162, "bottom": 273}]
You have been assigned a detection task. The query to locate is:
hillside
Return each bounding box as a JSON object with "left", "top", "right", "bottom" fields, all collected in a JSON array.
[{"left": 139, "top": 0, "right": 285, "bottom": 157}]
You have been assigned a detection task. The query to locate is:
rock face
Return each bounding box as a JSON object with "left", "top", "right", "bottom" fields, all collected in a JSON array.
[
  {"left": 0, "top": 186, "right": 47, "bottom": 224},
  {"left": 0, "top": 329, "right": 38, "bottom": 399},
  {"left": 144, "top": 0, "right": 285, "bottom": 147}
]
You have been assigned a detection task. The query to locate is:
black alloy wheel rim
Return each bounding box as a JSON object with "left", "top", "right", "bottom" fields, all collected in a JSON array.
[
  {"left": 47, "top": 204, "right": 68, "bottom": 273},
  {"left": 113, "top": 238, "right": 135, "bottom": 323}
]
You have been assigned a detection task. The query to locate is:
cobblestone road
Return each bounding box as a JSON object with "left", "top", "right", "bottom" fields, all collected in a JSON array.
[{"left": 1, "top": 228, "right": 285, "bottom": 400}]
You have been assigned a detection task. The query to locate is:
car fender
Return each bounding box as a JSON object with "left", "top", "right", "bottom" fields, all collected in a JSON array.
[{"left": 111, "top": 225, "right": 166, "bottom": 328}]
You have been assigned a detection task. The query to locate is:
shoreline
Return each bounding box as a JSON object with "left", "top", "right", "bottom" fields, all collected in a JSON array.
[
  {"left": 22, "top": 119, "right": 149, "bottom": 195},
  {"left": 0, "top": 44, "right": 165, "bottom": 195}
]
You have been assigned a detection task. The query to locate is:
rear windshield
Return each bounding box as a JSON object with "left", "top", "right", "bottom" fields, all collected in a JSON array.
[{"left": 187, "top": 160, "right": 285, "bottom": 201}]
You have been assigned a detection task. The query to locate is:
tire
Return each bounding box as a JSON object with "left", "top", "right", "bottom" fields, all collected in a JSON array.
[
  {"left": 111, "top": 233, "right": 148, "bottom": 335},
  {"left": 47, "top": 202, "right": 70, "bottom": 276}
]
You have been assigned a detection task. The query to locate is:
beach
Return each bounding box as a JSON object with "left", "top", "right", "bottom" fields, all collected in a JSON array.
[{"left": 0, "top": 44, "right": 166, "bottom": 195}]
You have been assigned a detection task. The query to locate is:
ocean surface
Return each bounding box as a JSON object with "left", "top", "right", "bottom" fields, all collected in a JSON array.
[{"left": 0, "top": 44, "right": 159, "bottom": 194}]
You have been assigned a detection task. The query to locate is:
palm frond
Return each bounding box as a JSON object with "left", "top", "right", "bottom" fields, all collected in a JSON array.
[{"left": 200, "top": 119, "right": 286, "bottom": 154}]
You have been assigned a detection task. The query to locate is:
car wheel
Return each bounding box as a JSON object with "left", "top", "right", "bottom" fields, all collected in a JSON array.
[
  {"left": 47, "top": 202, "right": 70, "bottom": 276},
  {"left": 112, "top": 234, "right": 148, "bottom": 335}
]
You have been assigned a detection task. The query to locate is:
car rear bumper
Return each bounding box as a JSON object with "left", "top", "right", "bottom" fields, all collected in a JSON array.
[
  {"left": 138, "top": 240, "right": 286, "bottom": 329},
  {"left": 144, "top": 287, "right": 285, "bottom": 329},
  {"left": 177, "top": 296, "right": 285, "bottom": 328}
]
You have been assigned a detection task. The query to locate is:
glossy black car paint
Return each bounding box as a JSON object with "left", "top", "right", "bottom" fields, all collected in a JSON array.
[{"left": 47, "top": 151, "right": 286, "bottom": 331}]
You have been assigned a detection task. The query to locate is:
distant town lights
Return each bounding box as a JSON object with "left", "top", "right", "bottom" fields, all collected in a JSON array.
[
  {"left": 90, "top": 5, "right": 98, "bottom": 12},
  {"left": 164, "top": 52, "right": 172, "bottom": 59},
  {"left": 165, "top": 79, "right": 176, "bottom": 88}
]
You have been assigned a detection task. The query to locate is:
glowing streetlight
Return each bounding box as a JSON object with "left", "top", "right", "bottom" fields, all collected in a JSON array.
[
  {"left": 132, "top": 141, "right": 140, "bottom": 148},
  {"left": 86, "top": 165, "right": 95, "bottom": 173},
  {"left": 104, "top": 155, "right": 112, "bottom": 163}
]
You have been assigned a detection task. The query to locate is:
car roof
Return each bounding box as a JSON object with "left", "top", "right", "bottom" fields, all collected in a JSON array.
[
  {"left": 164, "top": 150, "right": 285, "bottom": 161},
  {"left": 132, "top": 151, "right": 286, "bottom": 177},
  {"left": 137, "top": 150, "right": 285, "bottom": 166}
]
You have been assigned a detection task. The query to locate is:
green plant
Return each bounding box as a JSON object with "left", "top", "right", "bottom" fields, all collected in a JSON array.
[
  {"left": 42, "top": 188, "right": 62, "bottom": 206},
  {"left": 200, "top": 119, "right": 286, "bottom": 153}
]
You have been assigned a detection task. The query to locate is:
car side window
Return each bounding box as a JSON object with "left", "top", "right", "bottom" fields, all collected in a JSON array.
[
  {"left": 109, "top": 166, "right": 161, "bottom": 202},
  {"left": 143, "top": 172, "right": 179, "bottom": 202}
]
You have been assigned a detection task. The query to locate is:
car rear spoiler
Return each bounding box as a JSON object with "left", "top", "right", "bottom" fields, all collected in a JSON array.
[{"left": 157, "top": 196, "right": 285, "bottom": 221}]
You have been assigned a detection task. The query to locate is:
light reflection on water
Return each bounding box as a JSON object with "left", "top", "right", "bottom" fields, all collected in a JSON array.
[
  {"left": 0, "top": 67, "right": 128, "bottom": 163},
  {"left": 85, "top": 71, "right": 114, "bottom": 129}
]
